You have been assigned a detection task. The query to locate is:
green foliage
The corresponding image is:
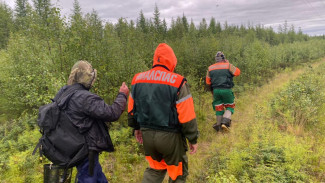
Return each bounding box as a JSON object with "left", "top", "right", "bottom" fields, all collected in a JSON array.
[
  {"left": 0, "top": 2, "right": 13, "bottom": 49},
  {"left": 1, "top": 34, "right": 65, "bottom": 115},
  {"left": 0, "top": 113, "right": 42, "bottom": 182},
  {"left": 241, "top": 40, "right": 272, "bottom": 86},
  {"left": 1, "top": 1, "right": 325, "bottom": 182},
  {"left": 206, "top": 64, "right": 325, "bottom": 183},
  {"left": 270, "top": 65, "right": 325, "bottom": 131},
  {"left": 102, "top": 127, "right": 145, "bottom": 182},
  {"left": 207, "top": 172, "right": 238, "bottom": 183},
  {"left": 207, "top": 123, "right": 316, "bottom": 182}
]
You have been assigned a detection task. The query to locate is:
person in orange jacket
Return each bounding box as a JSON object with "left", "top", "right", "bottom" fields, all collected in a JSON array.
[
  {"left": 206, "top": 51, "right": 240, "bottom": 132},
  {"left": 128, "top": 43, "right": 199, "bottom": 182}
]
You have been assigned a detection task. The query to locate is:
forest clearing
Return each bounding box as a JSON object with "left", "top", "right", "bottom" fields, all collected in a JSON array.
[
  {"left": 1, "top": 0, "right": 325, "bottom": 182},
  {"left": 103, "top": 58, "right": 325, "bottom": 182}
]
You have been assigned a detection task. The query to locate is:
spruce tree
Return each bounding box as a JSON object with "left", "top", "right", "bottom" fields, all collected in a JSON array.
[
  {"left": 182, "top": 13, "right": 189, "bottom": 33},
  {"left": 153, "top": 4, "right": 161, "bottom": 32},
  {"left": 0, "top": 2, "right": 13, "bottom": 48},
  {"left": 137, "top": 10, "right": 147, "bottom": 33},
  {"left": 32, "top": 0, "right": 51, "bottom": 23},
  {"left": 14, "top": 0, "right": 28, "bottom": 30},
  {"left": 15, "top": 0, "right": 27, "bottom": 18},
  {"left": 208, "top": 17, "right": 217, "bottom": 34}
]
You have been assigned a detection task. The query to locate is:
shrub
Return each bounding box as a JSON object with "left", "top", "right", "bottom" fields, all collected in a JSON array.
[{"left": 270, "top": 66, "right": 325, "bottom": 132}]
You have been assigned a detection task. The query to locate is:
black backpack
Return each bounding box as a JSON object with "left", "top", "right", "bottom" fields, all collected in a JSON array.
[{"left": 33, "top": 84, "right": 88, "bottom": 169}]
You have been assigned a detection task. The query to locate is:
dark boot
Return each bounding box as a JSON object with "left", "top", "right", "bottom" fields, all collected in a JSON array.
[
  {"left": 213, "top": 116, "right": 223, "bottom": 132},
  {"left": 220, "top": 118, "right": 231, "bottom": 132},
  {"left": 212, "top": 122, "right": 221, "bottom": 131}
]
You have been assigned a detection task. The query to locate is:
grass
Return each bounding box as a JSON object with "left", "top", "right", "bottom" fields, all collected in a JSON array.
[
  {"left": 186, "top": 58, "right": 325, "bottom": 183},
  {"left": 171, "top": 59, "right": 325, "bottom": 183},
  {"left": 105, "top": 58, "right": 325, "bottom": 183},
  {"left": 1, "top": 56, "right": 324, "bottom": 182}
]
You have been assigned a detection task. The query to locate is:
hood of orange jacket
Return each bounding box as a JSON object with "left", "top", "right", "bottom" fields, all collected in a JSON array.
[{"left": 153, "top": 43, "right": 177, "bottom": 72}]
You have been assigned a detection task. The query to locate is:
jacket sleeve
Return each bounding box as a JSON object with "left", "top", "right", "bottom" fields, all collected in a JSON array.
[
  {"left": 81, "top": 92, "right": 127, "bottom": 122},
  {"left": 176, "top": 81, "right": 199, "bottom": 144},
  {"left": 128, "top": 92, "right": 140, "bottom": 130},
  {"left": 229, "top": 64, "right": 240, "bottom": 76},
  {"left": 205, "top": 70, "right": 212, "bottom": 91}
]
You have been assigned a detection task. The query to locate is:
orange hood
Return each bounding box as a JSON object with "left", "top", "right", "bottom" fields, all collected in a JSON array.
[{"left": 153, "top": 43, "right": 177, "bottom": 72}]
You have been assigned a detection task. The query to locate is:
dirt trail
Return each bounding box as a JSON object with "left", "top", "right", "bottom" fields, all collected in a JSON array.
[{"left": 186, "top": 58, "right": 325, "bottom": 182}]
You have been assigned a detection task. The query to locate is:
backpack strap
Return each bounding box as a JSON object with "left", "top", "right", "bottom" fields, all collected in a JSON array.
[
  {"left": 54, "top": 84, "right": 85, "bottom": 104},
  {"left": 32, "top": 142, "right": 40, "bottom": 155},
  {"left": 88, "top": 150, "right": 95, "bottom": 176},
  {"left": 32, "top": 142, "right": 43, "bottom": 163}
]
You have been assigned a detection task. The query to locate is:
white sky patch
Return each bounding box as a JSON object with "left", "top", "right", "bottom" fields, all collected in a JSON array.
[{"left": 2, "top": 0, "right": 325, "bottom": 35}]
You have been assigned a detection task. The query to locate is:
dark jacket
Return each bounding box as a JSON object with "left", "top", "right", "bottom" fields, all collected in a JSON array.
[{"left": 55, "top": 83, "right": 127, "bottom": 152}]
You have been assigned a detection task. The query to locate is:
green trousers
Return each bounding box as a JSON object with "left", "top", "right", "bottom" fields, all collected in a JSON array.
[
  {"left": 141, "top": 128, "right": 188, "bottom": 183},
  {"left": 212, "top": 89, "right": 235, "bottom": 115}
]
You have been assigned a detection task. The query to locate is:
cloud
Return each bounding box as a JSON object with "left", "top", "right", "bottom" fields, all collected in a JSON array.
[{"left": 3, "top": 0, "right": 325, "bottom": 35}]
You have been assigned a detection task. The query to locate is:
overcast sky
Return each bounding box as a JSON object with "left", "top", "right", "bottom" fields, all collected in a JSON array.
[{"left": 3, "top": 0, "right": 325, "bottom": 35}]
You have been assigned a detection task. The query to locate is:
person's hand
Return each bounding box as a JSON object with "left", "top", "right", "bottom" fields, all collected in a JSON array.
[
  {"left": 134, "top": 130, "right": 143, "bottom": 144},
  {"left": 189, "top": 143, "right": 198, "bottom": 154},
  {"left": 119, "top": 82, "right": 129, "bottom": 96}
]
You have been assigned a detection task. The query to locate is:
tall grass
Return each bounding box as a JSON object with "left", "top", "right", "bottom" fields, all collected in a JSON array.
[{"left": 204, "top": 62, "right": 325, "bottom": 183}]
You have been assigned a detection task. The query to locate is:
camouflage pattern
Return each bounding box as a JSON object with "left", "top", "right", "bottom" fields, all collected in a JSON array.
[
  {"left": 215, "top": 51, "right": 225, "bottom": 62},
  {"left": 67, "top": 61, "right": 97, "bottom": 89}
]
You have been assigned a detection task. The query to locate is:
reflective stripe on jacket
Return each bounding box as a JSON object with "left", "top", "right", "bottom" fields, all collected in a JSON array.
[
  {"left": 128, "top": 43, "right": 198, "bottom": 144},
  {"left": 206, "top": 61, "right": 240, "bottom": 89},
  {"left": 129, "top": 66, "right": 186, "bottom": 132}
]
